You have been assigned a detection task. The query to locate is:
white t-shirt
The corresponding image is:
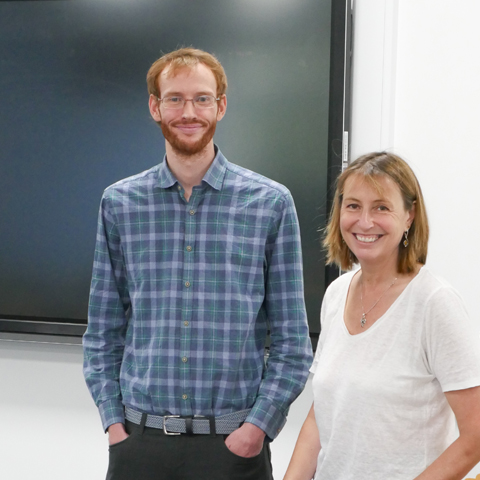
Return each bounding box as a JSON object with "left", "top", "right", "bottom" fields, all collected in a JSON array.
[{"left": 311, "top": 266, "right": 480, "bottom": 480}]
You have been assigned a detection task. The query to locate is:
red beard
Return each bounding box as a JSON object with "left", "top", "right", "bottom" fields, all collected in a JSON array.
[{"left": 161, "top": 119, "right": 217, "bottom": 156}]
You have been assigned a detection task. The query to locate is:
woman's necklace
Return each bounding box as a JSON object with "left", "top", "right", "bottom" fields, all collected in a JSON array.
[{"left": 360, "top": 275, "right": 398, "bottom": 328}]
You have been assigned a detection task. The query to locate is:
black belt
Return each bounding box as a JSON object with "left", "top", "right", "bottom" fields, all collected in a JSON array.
[{"left": 125, "top": 407, "right": 250, "bottom": 435}]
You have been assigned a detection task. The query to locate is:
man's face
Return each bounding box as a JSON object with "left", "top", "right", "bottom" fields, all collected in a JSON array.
[{"left": 149, "top": 63, "right": 227, "bottom": 156}]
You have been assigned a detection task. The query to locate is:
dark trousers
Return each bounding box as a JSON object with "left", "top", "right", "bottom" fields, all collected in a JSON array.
[{"left": 106, "top": 420, "right": 274, "bottom": 480}]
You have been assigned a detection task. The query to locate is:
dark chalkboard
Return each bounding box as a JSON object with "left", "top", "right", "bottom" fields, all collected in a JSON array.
[{"left": 0, "top": 0, "right": 351, "bottom": 340}]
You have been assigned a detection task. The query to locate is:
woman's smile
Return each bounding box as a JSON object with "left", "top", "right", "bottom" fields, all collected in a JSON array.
[{"left": 353, "top": 234, "right": 382, "bottom": 243}]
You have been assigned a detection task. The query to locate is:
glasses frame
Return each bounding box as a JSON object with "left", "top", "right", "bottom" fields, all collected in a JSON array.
[{"left": 156, "top": 95, "right": 221, "bottom": 110}]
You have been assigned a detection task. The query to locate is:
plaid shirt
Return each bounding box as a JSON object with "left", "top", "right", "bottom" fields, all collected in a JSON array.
[{"left": 83, "top": 148, "right": 312, "bottom": 440}]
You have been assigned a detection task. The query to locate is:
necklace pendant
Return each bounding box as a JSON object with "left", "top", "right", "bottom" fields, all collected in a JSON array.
[{"left": 361, "top": 314, "right": 366, "bottom": 328}]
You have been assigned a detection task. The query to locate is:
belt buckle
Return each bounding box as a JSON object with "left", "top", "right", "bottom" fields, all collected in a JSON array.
[{"left": 163, "top": 415, "right": 181, "bottom": 435}]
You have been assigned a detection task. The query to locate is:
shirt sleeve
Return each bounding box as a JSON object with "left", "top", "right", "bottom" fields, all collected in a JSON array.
[
  {"left": 424, "top": 285, "right": 480, "bottom": 392},
  {"left": 310, "top": 271, "right": 353, "bottom": 374},
  {"left": 246, "top": 192, "right": 313, "bottom": 440},
  {"left": 310, "top": 298, "right": 327, "bottom": 375},
  {"left": 83, "top": 193, "right": 131, "bottom": 432}
]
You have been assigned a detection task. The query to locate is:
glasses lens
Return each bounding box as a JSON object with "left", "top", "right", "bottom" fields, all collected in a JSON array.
[
  {"left": 162, "top": 96, "right": 184, "bottom": 109},
  {"left": 194, "top": 95, "right": 216, "bottom": 108}
]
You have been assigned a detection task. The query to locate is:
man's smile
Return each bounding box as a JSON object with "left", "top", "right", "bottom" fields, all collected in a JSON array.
[{"left": 173, "top": 122, "right": 206, "bottom": 134}]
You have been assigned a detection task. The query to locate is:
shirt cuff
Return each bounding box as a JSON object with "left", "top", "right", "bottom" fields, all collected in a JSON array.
[
  {"left": 98, "top": 399, "right": 125, "bottom": 432},
  {"left": 246, "top": 397, "right": 287, "bottom": 441}
]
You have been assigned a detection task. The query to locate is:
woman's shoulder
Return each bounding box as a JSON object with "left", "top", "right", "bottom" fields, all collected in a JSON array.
[
  {"left": 321, "top": 270, "right": 357, "bottom": 321},
  {"left": 410, "top": 266, "right": 464, "bottom": 304},
  {"left": 324, "top": 269, "right": 357, "bottom": 297},
  {"left": 406, "top": 267, "right": 472, "bottom": 339}
]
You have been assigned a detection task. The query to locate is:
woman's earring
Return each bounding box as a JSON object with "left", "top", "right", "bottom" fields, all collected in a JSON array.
[{"left": 403, "top": 228, "right": 409, "bottom": 248}]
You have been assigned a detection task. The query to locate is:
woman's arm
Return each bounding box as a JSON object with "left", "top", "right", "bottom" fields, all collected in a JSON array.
[
  {"left": 414, "top": 385, "right": 480, "bottom": 480},
  {"left": 283, "top": 403, "right": 321, "bottom": 480}
]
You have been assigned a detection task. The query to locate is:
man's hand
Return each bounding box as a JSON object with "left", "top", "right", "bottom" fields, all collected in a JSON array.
[
  {"left": 107, "top": 422, "right": 129, "bottom": 446},
  {"left": 225, "top": 422, "right": 266, "bottom": 458}
]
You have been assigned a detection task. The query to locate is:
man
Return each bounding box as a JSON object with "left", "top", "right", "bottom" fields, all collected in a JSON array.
[{"left": 83, "top": 47, "right": 312, "bottom": 480}]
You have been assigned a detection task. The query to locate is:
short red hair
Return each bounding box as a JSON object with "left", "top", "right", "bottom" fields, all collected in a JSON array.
[{"left": 146, "top": 47, "right": 228, "bottom": 98}]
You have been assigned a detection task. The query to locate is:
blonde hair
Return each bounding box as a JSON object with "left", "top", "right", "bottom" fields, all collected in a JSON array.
[
  {"left": 324, "top": 152, "right": 429, "bottom": 273},
  {"left": 146, "top": 47, "right": 228, "bottom": 98}
]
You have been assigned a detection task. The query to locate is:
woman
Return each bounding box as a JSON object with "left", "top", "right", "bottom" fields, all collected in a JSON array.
[{"left": 284, "top": 152, "right": 480, "bottom": 480}]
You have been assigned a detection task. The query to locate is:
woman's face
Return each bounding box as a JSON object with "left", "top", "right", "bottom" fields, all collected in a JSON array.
[{"left": 340, "top": 174, "right": 415, "bottom": 269}]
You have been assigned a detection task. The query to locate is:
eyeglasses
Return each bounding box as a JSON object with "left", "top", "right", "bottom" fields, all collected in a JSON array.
[{"left": 157, "top": 95, "right": 220, "bottom": 110}]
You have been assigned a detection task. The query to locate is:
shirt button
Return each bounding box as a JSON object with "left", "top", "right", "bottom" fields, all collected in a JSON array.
[
  {"left": 182, "top": 394, "right": 188, "bottom": 400},
  {"left": 177, "top": 185, "right": 181, "bottom": 191},
  {"left": 184, "top": 321, "right": 189, "bottom": 326},
  {"left": 189, "top": 209, "right": 195, "bottom": 215},
  {"left": 186, "top": 246, "right": 192, "bottom": 252},
  {"left": 185, "top": 281, "right": 191, "bottom": 288},
  {"left": 182, "top": 356, "right": 188, "bottom": 363}
]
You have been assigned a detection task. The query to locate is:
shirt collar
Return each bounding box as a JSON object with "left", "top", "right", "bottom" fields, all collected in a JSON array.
[
  {"left": 202, "top": 146, "right": 227, "bottom": 191},
  {"left": 157, "top": 157, "right": 177, "bottom": 189},
  {"left": 156, "top": 145, "right": 227, "bottom": 191}
]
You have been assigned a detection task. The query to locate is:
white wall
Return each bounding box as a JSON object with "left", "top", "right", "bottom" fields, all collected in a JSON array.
[
  {"left": 352, "top": 0, "right": 480, "bottom": 328},
  {"left": 2, "top": 2, "right": 480, "bottom": 479},
  {"left": 395, "top": 2, "right": 480, "bottom": 322},
  {"left": 352, "top": 1, "right": 480, "bottom": 477},
  {"left": 0, "top": 341, "right": 107, "bottom": 480}
]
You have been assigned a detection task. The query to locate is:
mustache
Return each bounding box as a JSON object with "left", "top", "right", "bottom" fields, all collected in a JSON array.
[{"left": 172, "top": 119, "right": 208, "bottom": 127}]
